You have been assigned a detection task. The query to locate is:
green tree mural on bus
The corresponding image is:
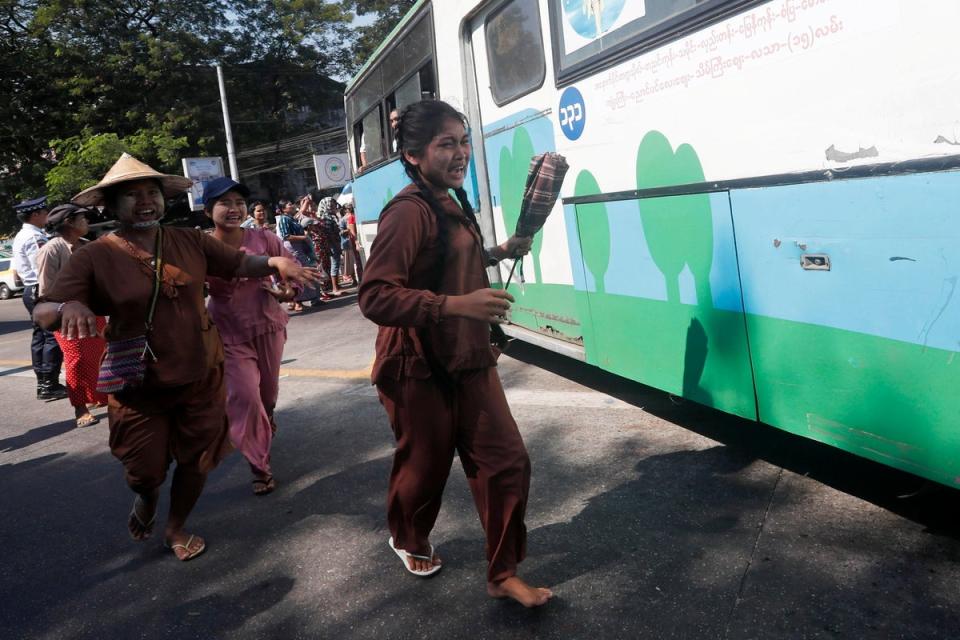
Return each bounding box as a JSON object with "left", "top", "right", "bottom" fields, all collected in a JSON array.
[
  {"left": 574, "top": 169, "right": 610, "bottom": 294},
  {"left": 636, "top": 131, "right": 713, "bottom": 307}
]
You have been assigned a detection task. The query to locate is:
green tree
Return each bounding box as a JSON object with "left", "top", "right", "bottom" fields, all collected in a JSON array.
[
  {"left": 44, "top": 130, "right": 188, "bottom": 203},
  {"left": 1, "top": 0, "right": 364, "bottom": 232}
]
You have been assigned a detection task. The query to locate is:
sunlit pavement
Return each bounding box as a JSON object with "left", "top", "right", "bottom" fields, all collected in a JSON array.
[{"left": 1, "top": 294, "right": 958, "bottom": 639}]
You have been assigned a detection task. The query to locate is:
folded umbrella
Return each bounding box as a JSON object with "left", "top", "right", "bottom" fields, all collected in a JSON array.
[{"left": 505, "top": 152, "right": 570, "bottom": 288}]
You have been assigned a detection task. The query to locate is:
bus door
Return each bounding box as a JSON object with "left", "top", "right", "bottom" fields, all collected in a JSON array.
[{"left": 467, "top": 0, "right": 583, "bottom": 349}]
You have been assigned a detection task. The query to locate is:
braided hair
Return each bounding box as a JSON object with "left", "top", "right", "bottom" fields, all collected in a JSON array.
[{"left": 396, "top": 100, "right": 482, "bottom": 289}]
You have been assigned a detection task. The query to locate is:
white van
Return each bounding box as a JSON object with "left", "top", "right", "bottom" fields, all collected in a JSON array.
[{"left": 0, "top": 257, "right": 25, "bottom": 300}]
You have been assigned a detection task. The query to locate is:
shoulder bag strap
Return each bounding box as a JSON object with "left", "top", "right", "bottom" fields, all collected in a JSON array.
[{"left": 144, "top": 227, "right": 163, "bottom": 333}]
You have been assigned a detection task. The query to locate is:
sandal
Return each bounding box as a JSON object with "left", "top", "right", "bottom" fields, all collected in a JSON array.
[
  {"left": 164, "top": 534, "right": 206, "bottom": 562},
  {"left": 128, "top": 495, "right": 156, "bottom": 541},
  {"left": 252, "top": 475, "right": 276, "bottom": 496},
  {"left": 76, "top": 414, "right": 99, "bottom": 428},
  {"left": 388, "top": 536, "right": 442, "bottom": 577}
]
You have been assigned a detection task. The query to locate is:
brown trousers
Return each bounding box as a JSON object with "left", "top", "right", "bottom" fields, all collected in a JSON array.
[
  {"left": 108, "top": 365, "right": 231, "bottom": 493},
  {"left": 377, "top": 366, "right": 531, "bottom": 583}
]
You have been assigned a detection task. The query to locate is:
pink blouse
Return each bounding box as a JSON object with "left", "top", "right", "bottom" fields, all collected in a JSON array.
[{"left": 206, "top": 228, "right": 292, "bottom": 345}]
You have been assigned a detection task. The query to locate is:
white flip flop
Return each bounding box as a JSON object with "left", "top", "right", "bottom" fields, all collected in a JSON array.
[{"left": 388, "top": 536, "right": 442, "bottom": 577}]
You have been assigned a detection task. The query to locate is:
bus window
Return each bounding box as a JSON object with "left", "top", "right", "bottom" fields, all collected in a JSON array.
[
  {"left": 485, "top": 0, "right": 546, "bottom": 105},
  {"left": 353, "top": 121, "right": 365, "bottom": 170},
  {"left": 387, "top": 65, "right": 437, "bottom": 155},
  {"left": 395, "top": 72, "right": 422, "bottom": 113},
  {"left": 359, "top": 106, "right": 384, "bottom": 170},
  {"left": 550, "top": 0, "right": 742, "bottom": 83}
]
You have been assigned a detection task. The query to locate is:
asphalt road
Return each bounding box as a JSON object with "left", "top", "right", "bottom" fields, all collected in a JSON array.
[{"left": 1, "top": 293, "right": 958, "bottom": 639}]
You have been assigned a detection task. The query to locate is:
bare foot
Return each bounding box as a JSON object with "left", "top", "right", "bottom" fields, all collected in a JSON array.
[
  {"left": 128, "top": 492, "right": 158, "bottom": 541},
  {"left": 487, "top": 576, "right": 553, "bottom": 607}
]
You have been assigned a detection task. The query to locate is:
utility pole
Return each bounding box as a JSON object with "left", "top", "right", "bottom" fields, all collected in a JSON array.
[{"left": 216, "top": 63, "right": 240, "bottom": 180}]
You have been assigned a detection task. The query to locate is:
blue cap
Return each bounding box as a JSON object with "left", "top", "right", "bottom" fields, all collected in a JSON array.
[
  {"left": 202, "top": 177, "right": 250, "bottom": 204},
  {"left": 14, "top": 196, "right": 48, "bottom": 220}
]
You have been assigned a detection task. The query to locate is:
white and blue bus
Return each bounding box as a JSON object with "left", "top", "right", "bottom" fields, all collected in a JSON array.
[{"left": 344, "top": 0, "right": 960, "bottom": 488}]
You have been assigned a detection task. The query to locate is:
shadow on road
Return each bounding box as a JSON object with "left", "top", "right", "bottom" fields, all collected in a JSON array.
[
  {"left": 503, "top": 340, "right": 960, "bottom": 539},
  {"left": 0, "top": 417, "right": 76, "bottom": 453},
  {"left": 0, "top": 318, "right": 31, "bottom": 336}
]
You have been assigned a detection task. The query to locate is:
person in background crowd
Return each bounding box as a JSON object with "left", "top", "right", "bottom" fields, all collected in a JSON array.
[
  {"left": 276, "top": 196, "right": 319, "bottom": 311},
  {"left": 341, "top": 202, "right": 363, "bottom": 283},
  {"left": 358, "top": 100, "right": 550, "bottom": 607},
  {"left": 295, "top": 196, "right": 332, "bottom": 302},
  {"left": 33, "top": 153, "right": 319, "bottom": 562},
  {"left": 204, "top": 178, "right": 298, "bottom": 496},
  {"left": 241, "top": 201, "right": 271, "bottom": 229},
  {"left": 36, "top": 203, "right": 107, "bottom": 427},
  {"left": 314, "top": 196, "right": 344, "bottom": 295},
  {"left": 339, "top": 202, "right": 360, "bottom": 285},
  {"left": 12, "top": 196, "right": 67, "bottom": 401}
]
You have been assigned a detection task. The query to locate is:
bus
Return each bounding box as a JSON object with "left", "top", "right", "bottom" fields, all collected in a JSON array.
[{"left": 343, "top": 0, "right": 960, "bottom": 488}]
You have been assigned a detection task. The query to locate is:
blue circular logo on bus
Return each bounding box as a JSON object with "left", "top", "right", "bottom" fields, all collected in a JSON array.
[{"left": 558, "top": 87, "right": 586, "bottom": 141}]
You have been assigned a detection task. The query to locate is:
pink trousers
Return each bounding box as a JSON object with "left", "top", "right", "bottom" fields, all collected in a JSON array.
[{"left": 223, "top": 329, "right": 286, "bottom": 477}]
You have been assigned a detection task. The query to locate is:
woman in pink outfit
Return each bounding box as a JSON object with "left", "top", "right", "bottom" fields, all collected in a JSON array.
[{"left": 204, "top": 177, "right": 299, "bottom": 495}]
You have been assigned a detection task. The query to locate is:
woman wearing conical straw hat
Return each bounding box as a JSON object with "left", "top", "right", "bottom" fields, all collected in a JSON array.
[{"left": 33, "top": 153, "right": 321, "bottom": 561}]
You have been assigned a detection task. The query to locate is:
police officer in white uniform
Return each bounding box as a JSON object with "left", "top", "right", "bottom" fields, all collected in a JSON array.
[{"left": 12, "top": 196, "right": 67, "bottom": 400}]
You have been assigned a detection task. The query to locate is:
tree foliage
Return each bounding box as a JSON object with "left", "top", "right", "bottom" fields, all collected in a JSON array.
[
  {"left": 44, "top": 130, "right": 189, "bottom": 204},
  {"left": 0, "top": 0, "right": 375, "bottom": 233}
]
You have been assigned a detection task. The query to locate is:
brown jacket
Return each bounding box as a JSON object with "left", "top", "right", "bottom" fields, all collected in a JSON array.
[{"left": 358, "top": 185, "right": 497, "bottom": 384}]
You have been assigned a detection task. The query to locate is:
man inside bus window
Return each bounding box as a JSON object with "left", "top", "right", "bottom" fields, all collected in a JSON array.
[
  {"left": 358, "top": 132, "right": 367, "bottom": 172},
  {"left": 389, "top": 108, "right": 400, "bottom": 153},
  {"left": 489, "top": 6, "right": 539, "bottom": 94}
]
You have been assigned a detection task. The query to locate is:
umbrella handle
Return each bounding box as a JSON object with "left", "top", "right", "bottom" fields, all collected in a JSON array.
[{"left": 503, "top": 258, "right": 519, "bottom": 290}]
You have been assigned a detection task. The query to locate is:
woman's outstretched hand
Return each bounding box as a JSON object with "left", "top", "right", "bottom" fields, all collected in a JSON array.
[
  {"left": 262, "top": 281, "right": 296, "bottom": 302},
  {"left": 59, "top": 301, "right": 99, "bottom": 340},
  {"left": 443, "top": 288, "right": 515, "bottom": 323},
  {"left": 268, "top": 256, "right": 321, "bottom": 287}
]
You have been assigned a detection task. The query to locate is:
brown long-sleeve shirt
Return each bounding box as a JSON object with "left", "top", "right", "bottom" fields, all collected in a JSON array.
[
  {"left": 358, "top": 184, "right": 497, "bottom": 384},
  {"left": 44, "top": 227, "right": 246, "bottom": 387}
]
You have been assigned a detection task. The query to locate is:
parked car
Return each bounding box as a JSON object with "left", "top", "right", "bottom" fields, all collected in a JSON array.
[{"left": 0, "top": 258, "right": 24, "bottom": 299}]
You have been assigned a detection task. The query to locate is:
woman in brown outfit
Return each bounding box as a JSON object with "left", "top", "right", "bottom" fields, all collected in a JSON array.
[
  {"left": 34, "top": 154, "right": 319, "bottom": 561},
  {"left": 358, "top": 100, "right": 551, "bottom": 607}
]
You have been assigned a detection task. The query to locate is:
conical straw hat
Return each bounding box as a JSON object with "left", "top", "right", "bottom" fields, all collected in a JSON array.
[{"left": 72, "top": 153, "right": 194, "bottom": 206}]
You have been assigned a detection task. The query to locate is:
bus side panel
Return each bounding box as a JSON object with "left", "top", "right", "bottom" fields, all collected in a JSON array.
[
  {"left": 483, "top": 111, "right": 582, "bottom": 345},
  {"left": 353, "top": 160, "right": 409, "bottom": 225},
  {"left": 352, "top": 155, "right": 482, "bottom": 248},
  {"left": 731, "top": 171, "right": 960, "bottom": 487},
  {"left": 574, "top": 189, "right": 757, "bottom": 421}
]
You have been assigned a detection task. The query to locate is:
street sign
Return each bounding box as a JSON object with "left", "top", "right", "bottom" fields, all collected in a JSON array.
[
  {"left": 182, "top": 157, "right": 225, "bottom": 210},
  {"left": 313, "top": 154, "right": 352, "bottom": 189}
]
